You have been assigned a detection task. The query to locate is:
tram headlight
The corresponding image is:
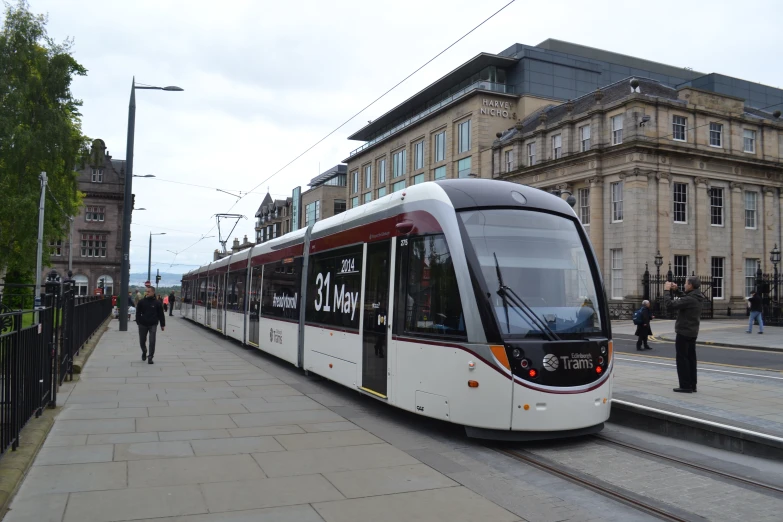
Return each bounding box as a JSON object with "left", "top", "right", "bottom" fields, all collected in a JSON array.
[
  {"left": 600, "top": 345, "right": 606, "bottom": 354},
  {"left": 511, "top": 348, "right": 524, "bottom": 359},
  {"left": 520, "top": 359, "right": 530, "bottom": 369},
  {"left": 598, "top": 356, "right": 604, "bottom": 365}
]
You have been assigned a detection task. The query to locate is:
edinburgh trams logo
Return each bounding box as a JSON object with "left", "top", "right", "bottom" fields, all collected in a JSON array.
[
  {"left": 544, "top": 353, "right": 594, "bottom": 371},
  {"left": 270, "top": 328, "right": 283, "bottom": 344},
  {"left": 542, "top": 354, "right": 559, "bottom": 371}
]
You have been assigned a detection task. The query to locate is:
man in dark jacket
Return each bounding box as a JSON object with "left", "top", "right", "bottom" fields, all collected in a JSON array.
[
  {"left": 135, "top": 286, "right": 166, "bottom": 364},
  {"left": 635, "top": 300, "right": 653, "bottom": 351},
  {"left": 747, "top": 291, "right": 764, "bottom": 334},
  {"left": 664, "top": 277, "right": 707, "bottom": 393},
  {"left": 168, "top": 292, "right": 176, "bottom": 316}
]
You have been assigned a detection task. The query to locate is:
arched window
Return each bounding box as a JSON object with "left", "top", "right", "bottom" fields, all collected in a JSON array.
[
  {"left": 99, "top": 275, "right": 114, "bottom": 295},
  {"left": 73, "top": 275, "right": 88, "bottom": 295}
]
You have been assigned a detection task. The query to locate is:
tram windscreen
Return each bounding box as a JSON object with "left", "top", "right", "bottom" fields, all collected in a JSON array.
[{"left": 460, "top": 209, "right": 603, "bottom": 338}]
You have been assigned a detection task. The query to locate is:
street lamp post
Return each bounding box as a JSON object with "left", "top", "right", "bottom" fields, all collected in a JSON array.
[
  {"left": 654, "top": 250, "right": 663, "bottom": 279},
  {"left": 148, "top": 232, "right": 166, "bottom": 282},
  {"left": 771, "top": 244, "right": 780, "bottom": 316},
  {"left": 118, "top": 79, "right": 183, "bottom": 332}
]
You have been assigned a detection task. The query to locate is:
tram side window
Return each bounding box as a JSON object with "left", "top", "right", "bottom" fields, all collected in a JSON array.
[
  {"left": 207, "top": 276, "right": 216, "bottom": 309},
  {"left": 306, "top": 245, "right": 364, "bottom": 330},
  {"left": 403, "top": 235, "right": 466, "bottom": 338},
  {"left": 198, "top": 278, "right": 206, "bottom": 305},
  {"left": 261, "top": 258, "right": 302, "bottom": 320},
  {"left": 249, "top": 265, "right": 263, "bottom": 319},
  {"left": 226, "top": 271, "right": 246, "bottom": 312}
]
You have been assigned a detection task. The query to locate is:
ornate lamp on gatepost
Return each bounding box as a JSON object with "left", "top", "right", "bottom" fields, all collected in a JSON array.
[
  {"left": 654, "top": 250, "right": 663, "bottom": 278},
  {"left": 771, "top": 244, "right": 780, "bottom": 318}
]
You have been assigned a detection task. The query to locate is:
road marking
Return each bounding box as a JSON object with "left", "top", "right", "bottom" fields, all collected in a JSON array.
[
  {"left": 616, "top": 355, "right": 783, "bottom": 379},
  {"left": 614, "top": 334, "right": 783, "bottom": 355}
]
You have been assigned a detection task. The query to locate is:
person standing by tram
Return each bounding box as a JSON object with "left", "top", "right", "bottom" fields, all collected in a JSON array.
[
  {"left": 664, "top": 277, "right": 707, "bottom": 394},
  {"left": 168, "top": 291, "right": 176, "bottom": 316},
  {"left": 747, "top": 291, "right": 764, "bottom": 334}
]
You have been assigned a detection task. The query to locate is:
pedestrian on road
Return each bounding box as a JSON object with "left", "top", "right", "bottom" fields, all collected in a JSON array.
[
  {"left": 168, "top": 291, "right": 176, "bottom": 316},
  {"left": 634, "top": 300, "right": 653, "bottom": 351},
  {"left": 747, "top": 291, "right": 764, "bottom": 334},
  {"left": 664, "top": 277, "right": 707, "bottom": 394},
  {"left": 163, "top": 294, "right": 169, "bottom": 313},
  {"left": 135, "top": 286, "right": 166, "bottom": 364},
  {"left": 134, "top": 290, "right": 142, "bottom": 306}
]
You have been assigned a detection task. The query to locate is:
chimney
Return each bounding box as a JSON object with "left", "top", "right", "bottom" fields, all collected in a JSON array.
[{"left": 243, "top": 235, "right": 248, "bottom": 244}]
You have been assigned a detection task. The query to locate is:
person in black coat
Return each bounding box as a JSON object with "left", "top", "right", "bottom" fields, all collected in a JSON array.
[
  {"left": 635, "top": 300, "right": 653, "bottom": 351},
  {"left": 168, "top": 292, "right": 176, "bottom": 316},
  {"left": 135, "top": 286, "right": 166, "bottom": 364}
]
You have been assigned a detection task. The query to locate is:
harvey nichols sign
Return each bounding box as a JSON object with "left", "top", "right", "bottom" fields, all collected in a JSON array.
[{"left": 480, "top": 98, "right": 513, "bottom": 119}]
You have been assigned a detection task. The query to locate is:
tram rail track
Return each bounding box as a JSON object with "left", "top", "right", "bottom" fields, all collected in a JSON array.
[{"left": 496, "top": 433, "right": 783, "bottom": 521}]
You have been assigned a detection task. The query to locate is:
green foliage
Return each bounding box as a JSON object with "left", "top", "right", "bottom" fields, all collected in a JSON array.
[{"left": 0, "top": 0, "right": 89, "bottom": 281}]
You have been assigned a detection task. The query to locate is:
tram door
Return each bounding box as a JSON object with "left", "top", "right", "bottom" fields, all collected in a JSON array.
[
  {"left": 361, "top": 240, "right": 391, "bottom": 397},
  {"left": 216, "top": 273, "right": 224, "bottom": 332}
]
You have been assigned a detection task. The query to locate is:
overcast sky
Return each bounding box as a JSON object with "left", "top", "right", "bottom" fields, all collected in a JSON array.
[{"left": 25, "top": 0, "right": 783, "bottom": 279}]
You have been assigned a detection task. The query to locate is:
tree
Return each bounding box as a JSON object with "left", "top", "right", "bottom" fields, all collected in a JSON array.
[{"left": 0, "top": 0, "right": 88, "bottom": 286}]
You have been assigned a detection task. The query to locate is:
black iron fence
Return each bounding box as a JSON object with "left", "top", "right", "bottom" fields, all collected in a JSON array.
[
  {"left": 643, "top": 266, "right": 715, "bottom": 320},
  {"left": 749, "top": 266, "right": 783, "bottom": 326},
  {"left": 0, "top": 273, "right": 111, "bottom": 456}
]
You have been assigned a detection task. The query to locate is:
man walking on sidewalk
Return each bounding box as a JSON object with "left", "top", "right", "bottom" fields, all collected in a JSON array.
[
  {"left": 135, "top": 286, "right": 166, "bottom": 364},
  {"left": 664, "top": 277, "right": 707, "bottom": 394},
  {"left": 747, "top": 291, "right": 764, "bottom": 334},
  {"left": 168, "top": 291, "right": 176, "bottom": 316}
]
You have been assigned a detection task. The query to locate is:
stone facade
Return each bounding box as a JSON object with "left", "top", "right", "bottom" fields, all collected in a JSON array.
[
  {"left": 255, "top": 194, "right": 293, "bottom": 243},
  {"left": 494, "top": 79, "right": 783, "bottom": 309},
  {"left": 43, "top": 139, "right": 127, "bottom": 296}
]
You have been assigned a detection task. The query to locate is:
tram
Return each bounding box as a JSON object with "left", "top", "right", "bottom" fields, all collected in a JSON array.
[{"left": 181, "top": 179, "right": 613, "bottom": 439}]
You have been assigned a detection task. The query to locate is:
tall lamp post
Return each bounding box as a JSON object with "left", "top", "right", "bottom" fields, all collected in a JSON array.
[
  {"left": 148, "top": 232, "right": 166, "bottom": 283},
  {"left": 118, "top": 79, "right": 183, "bottom": 332}
]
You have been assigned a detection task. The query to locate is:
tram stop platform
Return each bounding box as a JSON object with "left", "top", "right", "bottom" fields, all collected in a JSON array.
[{"left": 611, "top": 319, "right": 783, "bottom": 460}]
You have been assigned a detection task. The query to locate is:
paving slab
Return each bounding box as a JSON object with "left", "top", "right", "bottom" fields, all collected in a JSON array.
[
  {"left": 87, "top": 432, "right": 159, "bottom": 444},
  {"left": 127, "top": 454, "right": 266, "bottom": 488},
  {"left": 324, "top": 463, "right": 458, "bottom": 498},
  {"left": 300, "top": 421, "right": 361, "bottom": 432},
  {"left": 128, "top": 505, "right": 326, "bottom": 522},
  {"left": 312, "top": 486, "right": 520, "bottom": 522},
  {"left": 190, "top": 436, "right": 284, "bottom": 456},
  {"left": 136, "top": 414, "right": 237, "bottom": 432},
  {"left": 147, "top": 403, "right": 248, "bottom": 417},
  {"left": 114, "top": 441, "right": 195, "bottom": 460},
  {"left": 14, "top": 462, "right": 127, "bottom": 496},
  {"left": 199, "top": 474, "right": 344, "bottom": 512},
  {"left": 3, "top": 492, "right": 69, "bottom": 522},
  {"left": 42, "top": 434, "right": 88, "bottom": 447},
  {"left": 273, "top": 428, "right": 383, "bottom": 450},
  {"left": 158, "top": 429, "right": 232, "bottom": 441},
  {"left": 63, "top": 484, "right": 207, "bottom": 522},
  {"left": 59, "top": 406, "right": 148, "bottom": 420},
  {"left": 228, "top": 425, "right": 306, "bottom": 437},
  {"left": 34, "top": 443, "right": 114, "bottom": 465},
  {"left": 231, "top": 409, "right": 343, "bottom": 427},
  {"left": 252, "top": 443, "right": 419, "bottom": 477}
]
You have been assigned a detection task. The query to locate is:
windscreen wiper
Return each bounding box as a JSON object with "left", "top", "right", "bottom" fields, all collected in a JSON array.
[{"left": 493, "top": 253, "right": 560, "bottom": 341}]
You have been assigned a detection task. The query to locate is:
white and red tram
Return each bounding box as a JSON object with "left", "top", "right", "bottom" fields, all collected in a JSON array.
[{"left": 180, "top": 179, "right": 613, "bottom": 439}]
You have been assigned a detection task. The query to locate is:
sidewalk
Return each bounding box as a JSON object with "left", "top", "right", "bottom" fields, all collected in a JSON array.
[
  {"left": 4, "top": 318, "right": 521, "bottom": 522},
  {"left": 612, "top": 318, "right": 783, "bottom": 351}
]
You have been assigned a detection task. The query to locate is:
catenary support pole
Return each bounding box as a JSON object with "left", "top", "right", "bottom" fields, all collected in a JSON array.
[
  {"left": 119, "top": 79, "right": 136, "bottom": 331},
  {"left": 35, "top": 172, "right": 48, "bottom": 307}
]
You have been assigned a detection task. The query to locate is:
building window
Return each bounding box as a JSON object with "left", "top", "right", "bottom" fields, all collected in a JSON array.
[
  {"left": 744, "top": 129, "right": 756, "bottom": 153},
  {"left": 672, "top": 115, "right": 687, "bottom": 141},
  {"left": 351, "top": 171, "right": 359, "bottom": 194},
  {"left": 378, "top": 158, "right": 386, "bottom": 184},
  {"left": 433, "top": 131, "right": 446, "bottom": 162},
  {"left": 674, "top": 255, "right": 689, "bottom": 279},
  {"left": 363, "top": 192, "right": 372, "bottom": 204},
  {"left": 611, "top": 182, "right": 623, "bottom": 222},
  {"left": 504, "top": 150, "right": 513, "bottom": 172},
  {"left": 745, "top": 191, "right": 757, "bottom": 229},
  {"left": 413, "top": 173, "right": 424, "bottom": 185},
  {"left": 323, "top": 174, "right": 347, "bottom": 186},
  {"left": 377, "top": 187, "right": 387, "bottom": 198},
  {"left": 392, "top": 149, "right": 406, "bottom": 178},
  {"left": 551, "top": 134, "right": 562, "bottom": 159},
  {"left": 351, "top": 196, "right": 359, "bottom": 208},
  {"left": 711, "top": 257, "right": 724, "bottom": 299},
  {"left": 611, "top": 249, "right": 623, "bottom": 299},
  {"left": 334, "top": 199, "right": 346, "bottom": 215},
  {"left": 745, "top": 258, "right": 759, "bottom": 297},
  {"left": 272, "top": 223, "right": 277, "bottom": 239},
  {"left": 256, "top": 230, "right": 262, "bottom": 242},
  {"left": 304, "top": 201, "right": 320, "bottom": 226},
  {"left": 85, "top": 206, "right": 105, "bottom": 222},
  {"left": 673, "top": 182, "right": 687, "bottom": 223},
  {"left": 49, "top": 240, "right": 63, "bottom": 257},
  {"left": 80, "top": 233, "right": 107, "bottom": 258},
  {"left": 434, "top": 166, "right": 446, "bottom": 180},
  {"left": 392, "top": 180, "right": 405, "bottom": 193},
  {"left": 73, "top": 274, "right": 88, "bottom": 296},
  {"left": 457, "top": 157, "right": 471, "bottom": 178},
  {"left": 458, "top": 120, "right": 471, "bottom": 154},
  {"left": 527, "top": 142, "right": 535, "bottom": 166},
  {"left": 414, "top": 141, "right": 424, "bottom": 170},
  {"left": 611, "top": 115, "right": 623, "bottom": 145},
  {"left": 364, "top": 165, "right": 371, "bottom": 189},
  {"left": 709, "top": 122, "right": 723, "bottom": 147},
  {"left": 91, "top": 169, "right": 103, "bottom": 183},
  {"left": 578, "top": 188, "right": 590, "bottom": 225},
  {"left": 579, "top": 125, "right": 591, "bottom": 152},
  {"left": 710, "top": 188, "right": 723, "bottom": 226}
]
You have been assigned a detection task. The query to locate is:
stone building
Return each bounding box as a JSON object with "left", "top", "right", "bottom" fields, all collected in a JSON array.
[
  {"left": 492, "top": 77, "right": 783, "bottom": 309},
  {"left": 300, "top": 164, "right": 348, "bottom": 227},
  {"left": 43, "top": 139, "right": 129, "bottom": 295},
  {"left": 255, "top": 193, "right": 293, "bottom": 244}
]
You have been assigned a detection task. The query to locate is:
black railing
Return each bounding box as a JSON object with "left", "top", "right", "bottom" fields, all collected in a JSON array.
[
  {"left": 0, "top": 275, "right": 112, "bottom": 456},
  {"left": 643, "top": 264, "right": 714, "bottom": 320},
  {"left": 751, "top": 266, "right": 783, "bottom": 326}
]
